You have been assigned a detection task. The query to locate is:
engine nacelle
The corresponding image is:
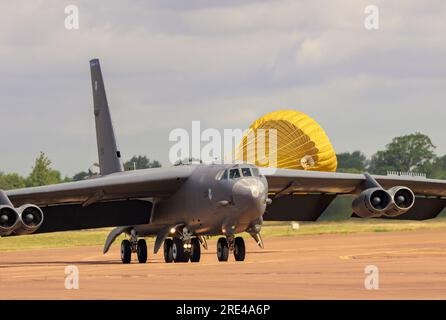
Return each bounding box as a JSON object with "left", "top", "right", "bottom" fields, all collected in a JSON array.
[
  {"left": 0, "top": 205, "right": 20, "bottom": 236},
  {"left": 352, "top": 187, "right": 392, "bottom": 218},
  {"left": 382, "top": 186, "right": 415, "bottom": 217},
  {"left": 14, "top": 204, "right": 44, "bottom": 235}
]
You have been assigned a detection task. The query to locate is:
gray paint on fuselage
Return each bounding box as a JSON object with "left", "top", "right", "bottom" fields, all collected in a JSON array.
[{"left": 134, "top": 163, "right": 268, "bottom": 237}]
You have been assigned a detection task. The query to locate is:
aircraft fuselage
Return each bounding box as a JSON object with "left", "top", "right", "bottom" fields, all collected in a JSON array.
[{"left": 135, "top": 163, "right": 268, "bottom": 237}]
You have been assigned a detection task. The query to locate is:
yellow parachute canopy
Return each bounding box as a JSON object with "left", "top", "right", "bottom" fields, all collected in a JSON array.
[{"left": 234, "top": 110, "right": 337, "bottom": 172}]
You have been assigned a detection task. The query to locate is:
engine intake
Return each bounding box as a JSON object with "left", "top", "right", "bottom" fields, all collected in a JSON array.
[
  {"left": 352, "top": 187, "right": 392, "bottom": 218},
  {"left": 14, "top": 205, "right": 44, "bottom": 235},
  {"left": 383, "top": 186, "right": 415, "bottom": 217},
  {"left": 0, "top": 205, "right": 20, "bottom": 236}
]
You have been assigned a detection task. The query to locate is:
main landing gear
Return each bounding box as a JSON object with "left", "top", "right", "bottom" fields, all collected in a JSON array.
[
  {"left": 216, "top": 236, "right": 245, "bottom": 262},
  {"left": 120, "top": 229, "right": 148, "bottom": 264},
  {"left": 163, "top": 236, "right": 201, "bottom": 263},
  {"left": 119, "top": 228, "right": 247, "bottom": 264}
]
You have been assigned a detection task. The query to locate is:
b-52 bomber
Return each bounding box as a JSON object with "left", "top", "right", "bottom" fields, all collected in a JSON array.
[{"left": 1, "top": 59, "right": 446, "bottom": 264}]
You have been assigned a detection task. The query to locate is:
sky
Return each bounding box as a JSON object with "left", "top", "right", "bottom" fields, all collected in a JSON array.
[{"left": 0, "top": 0, "right": 445, "bottom": 176}]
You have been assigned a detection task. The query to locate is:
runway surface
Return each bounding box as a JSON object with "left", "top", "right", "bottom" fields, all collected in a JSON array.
[{"left": 1, "top": 229, "right": 446, "bottom": 299}]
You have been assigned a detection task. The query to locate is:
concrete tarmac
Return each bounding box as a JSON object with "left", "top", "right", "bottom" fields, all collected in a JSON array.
[{"left": 1, "top": 229, "right": 446, "bottom": 299}]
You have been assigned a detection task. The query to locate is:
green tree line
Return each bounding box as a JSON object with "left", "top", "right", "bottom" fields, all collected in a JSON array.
[
  {"left": 337, "top": 132, "right": 446, "bottom": 179},
  {"left": 0, "top": 153, "right": 161, "bottom": 190}
]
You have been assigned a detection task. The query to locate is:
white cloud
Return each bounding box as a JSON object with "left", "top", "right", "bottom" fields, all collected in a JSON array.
[{"left": 0, "top": 0, "right": 445, "bottom": 175}]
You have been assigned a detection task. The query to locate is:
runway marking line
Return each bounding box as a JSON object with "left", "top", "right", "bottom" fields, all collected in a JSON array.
[{"left": 339, "top": 247, "right": 446, "bottom": 260}]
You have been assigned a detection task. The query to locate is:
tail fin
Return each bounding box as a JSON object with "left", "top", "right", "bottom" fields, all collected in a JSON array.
[{"left": 89, "top": 59, "right": 124, "bottom": 175}]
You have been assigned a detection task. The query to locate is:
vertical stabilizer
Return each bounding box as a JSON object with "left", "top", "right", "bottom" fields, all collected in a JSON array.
[{"left": 89, "top": 59, "right": 124, "bottom": 175}]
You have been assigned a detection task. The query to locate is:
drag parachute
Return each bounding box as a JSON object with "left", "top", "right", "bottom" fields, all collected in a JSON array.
[{"left": 234, "top": 110, "right": 337, "bottom": 171}]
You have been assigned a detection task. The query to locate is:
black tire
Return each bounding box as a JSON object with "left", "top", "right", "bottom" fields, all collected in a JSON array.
[
  {"left": 173, "top": 237, "right": 189, "bottom": 263},
  {"left": 137, "top": 239, "right": 147, "bottom": 263},
  {"left": 121, "top": 239, "right": 132, "bottom": 264},
  {"left": 234, "top": 237, "right": 246, "bottom": 261},
  {"left": 164, "top": 238, "right": 174, "bottom": 263},
  {"left": 190, "top": 237, "right": 201, "bottom": 263},
  {"left": 217, "top": 237, "right": 229, "bottom": 262}
]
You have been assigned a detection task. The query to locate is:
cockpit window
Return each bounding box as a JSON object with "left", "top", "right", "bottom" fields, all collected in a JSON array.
[
  {"left": 241, "top": 167, "right": 252, "bottom": 177},
  {"left": 251, "top": 167, "right": 260, "bottom": 177},
  {"left": 229, "top": 168, "right": 241, "bottom": 179},
  {"left": 219, "top": 167, "right": 257, "bottom": 180},
  {"left": 216, "top": 170, "right": 228, "bottom": 180}
]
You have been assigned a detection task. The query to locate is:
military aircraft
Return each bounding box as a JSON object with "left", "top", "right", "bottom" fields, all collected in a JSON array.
[{"left": 1, "top": 59, "right": 446, "bottom": 264}]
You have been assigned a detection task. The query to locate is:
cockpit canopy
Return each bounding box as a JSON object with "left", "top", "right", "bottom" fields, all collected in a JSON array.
[{"left": 216, "top": 165, "right": 261, "bottom": 181}]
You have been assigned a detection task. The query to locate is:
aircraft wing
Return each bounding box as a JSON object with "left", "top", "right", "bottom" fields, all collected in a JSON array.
[
  {"left": 3, "top": 166, "right": 194, "bottom": 233},
  {"left": 262, "top": 168, "right": 446, "bottom": 221}
]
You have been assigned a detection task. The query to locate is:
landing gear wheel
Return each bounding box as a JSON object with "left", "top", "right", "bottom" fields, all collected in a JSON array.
[
  {"left": 164, "top": 238, "right": 174, "bottom": 263},
  {"left": 234, "top": 237, "right": 245, "bottom": 261},
  {"left": 137, "top": 239, "right": 147, "bottom": 263},
  {"left": 217, "top": 237, "right": 229, "bottom": 262},
  {"left": 121, "top": 239, "right": 132, "bottom": 264},
  {"left": 190, "top": 237, "right": 201, "bottom": 262},
  {"left": 173, "top": 237, "right": 189, "bottom": 263}
]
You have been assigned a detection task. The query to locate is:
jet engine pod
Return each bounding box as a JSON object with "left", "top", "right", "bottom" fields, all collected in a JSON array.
[
  {"left": 14, "top": 204, "right": 44, "bottom": 235},
  {"left": 0, "top": 205, "right": 20, "bottom": 236},
  {"left": 383, "top": 186, "right": 415, "bottom": 217},
  {"left": 352, "top": 187, "right": 392, "bottom": 218}
]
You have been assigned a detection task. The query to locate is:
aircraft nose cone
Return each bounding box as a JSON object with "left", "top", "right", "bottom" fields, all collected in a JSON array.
[{"left": 232, "top": 178, "right": 267, "bottom": 219}]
